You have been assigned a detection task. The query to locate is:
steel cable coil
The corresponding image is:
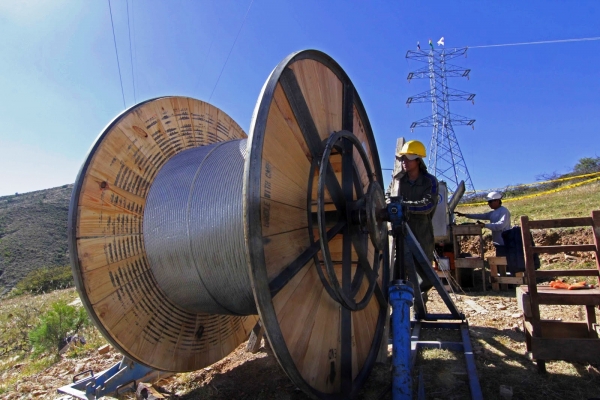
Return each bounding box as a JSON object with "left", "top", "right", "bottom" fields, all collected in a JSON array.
[{"left": 144, "top": 139, "right": 256, "bottom": 315}]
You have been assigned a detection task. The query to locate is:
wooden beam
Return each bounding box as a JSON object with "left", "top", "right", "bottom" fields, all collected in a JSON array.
[
  {"left": 535, "top": 269, "right": 599, "bottom": 277},
  {"left": 532, "top": 244, "right": 597, "bottom": 254},
  {"left": 528, "top": 217, "right": 593, "bottom": 229}
]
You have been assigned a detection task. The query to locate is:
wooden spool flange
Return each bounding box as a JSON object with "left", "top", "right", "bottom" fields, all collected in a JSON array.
[
  {"left": 245, "top": 50, "right": 388, "bottom": 399},
  {"left": 68, "top": 98, "right": 258, "bottom": 372},
  {"left": 69, "top": 50, "right": 389, "bottom": 399}
]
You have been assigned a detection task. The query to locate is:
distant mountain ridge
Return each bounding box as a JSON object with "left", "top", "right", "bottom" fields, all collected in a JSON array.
[{"left": 0, "top": 185, "right": 72, "bottom": 294}]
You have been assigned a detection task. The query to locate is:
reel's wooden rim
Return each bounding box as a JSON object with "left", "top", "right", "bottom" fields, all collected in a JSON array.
[
  {"left": 69, "top": 97, "right": 258, "bottom": 372},
  {"left": 245, "top": 50, "right": 389, "bottom": 399}
]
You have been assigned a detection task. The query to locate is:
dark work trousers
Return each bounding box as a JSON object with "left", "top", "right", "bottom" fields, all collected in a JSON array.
[{"left": 494, "top": 245, "right": 507, "bottom": 257}]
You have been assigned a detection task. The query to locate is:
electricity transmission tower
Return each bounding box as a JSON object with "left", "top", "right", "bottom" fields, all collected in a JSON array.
[{"left": 406, "top": 46, "right": 476, "bottom": 193}]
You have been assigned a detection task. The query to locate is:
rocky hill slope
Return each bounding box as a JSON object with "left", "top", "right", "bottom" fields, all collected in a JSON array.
[{"left": 0, "top": 185, "right": 72, "bottom": 294}]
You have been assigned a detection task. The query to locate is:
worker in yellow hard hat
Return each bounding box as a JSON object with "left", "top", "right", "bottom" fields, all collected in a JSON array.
[{"left": 397, "top": 140, "right": 439, "bottom": 296}]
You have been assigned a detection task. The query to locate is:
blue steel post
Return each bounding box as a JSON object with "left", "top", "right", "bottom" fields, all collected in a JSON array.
[{"left": 389, "top": 280, "right": 414, "bottom": 400}]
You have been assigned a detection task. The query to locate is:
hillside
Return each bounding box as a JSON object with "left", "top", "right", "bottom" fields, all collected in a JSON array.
[
  {"left": 458, "top": 180, "right": 600, "bottom": 222},
  {"left": 0, "top": 181, "right": 599, "bottom": 398},
  {"left": 0, "top": 185, "right": 72, "bottom": 295}
]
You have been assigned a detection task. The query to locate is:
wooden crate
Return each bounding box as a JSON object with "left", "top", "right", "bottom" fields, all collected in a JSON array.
[{"left": 488, "top": 256, "right": 527, "bottom": 291}]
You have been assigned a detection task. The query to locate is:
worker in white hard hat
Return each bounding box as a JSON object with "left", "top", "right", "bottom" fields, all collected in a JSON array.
[
  {"left": 398, "top": 140, "right": 439, "bottom": 294},
  {"left": 455, "top": 191, "right": 512, "bottom": 256}
]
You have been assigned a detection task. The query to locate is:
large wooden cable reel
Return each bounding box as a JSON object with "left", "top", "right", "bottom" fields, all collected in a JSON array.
[{"left": 69, "top": 50, "right": 389, "bottom": 399}]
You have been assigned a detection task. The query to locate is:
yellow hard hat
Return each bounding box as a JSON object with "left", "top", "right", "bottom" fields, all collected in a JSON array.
[{"left": 399, "top": 140, "right": 426, "bottom": 160}]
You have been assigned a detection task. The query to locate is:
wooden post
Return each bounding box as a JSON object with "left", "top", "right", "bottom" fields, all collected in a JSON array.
[
  {"left": 520, "top": 215, "right": 546, "bottom": 371},
  {"left": 479, "top": 231, "right": 486, "bottom": 292},
  {"left": 592, "top": 210, "right": 600, "bottom": 272},
  {"left": 587, "top": 209, "right": 600, "bottom": 341},
  {"left": 489, "top": 258, "right": 499, "bottom": 292}
]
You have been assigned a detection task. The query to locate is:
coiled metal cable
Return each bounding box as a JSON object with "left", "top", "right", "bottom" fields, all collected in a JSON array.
[{"left": 144, "top": 139, "right": 256, "bottom": 315}]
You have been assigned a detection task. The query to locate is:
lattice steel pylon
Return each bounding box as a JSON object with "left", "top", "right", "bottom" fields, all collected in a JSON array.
[{"left": 406, "top": 45, "right": 476, "bottom": 193}]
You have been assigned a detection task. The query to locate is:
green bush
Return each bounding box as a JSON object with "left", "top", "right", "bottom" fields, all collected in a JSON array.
[
  {"left": 0, "top": 305, "right": 40, "bottom": 357},
  {"left": 28, "top": 300, "right": 89, "bottom": 355},
  {"left": 574, "top": 156, "right": 600, "bottom": 175},
  {"left": 14, "top": 265, "right": 74, "bottom": 295}
]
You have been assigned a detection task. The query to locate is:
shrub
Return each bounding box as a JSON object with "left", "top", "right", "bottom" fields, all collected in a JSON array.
[
  {"left": 28, "top": 300, "right": 89, "bottom": 355},
  {"left": 0, "top": 304, "right": 40, "bottom": 358},
  {"left": 574, "top": 156, "right": 600, "bottom": 175},
  {"left": 14, "top": 265, "right": 74, "bottom": 295}
]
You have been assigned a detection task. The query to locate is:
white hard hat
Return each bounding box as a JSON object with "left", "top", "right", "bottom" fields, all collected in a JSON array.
[{"left": 487, "top": 191, "right": 503, "bottom": 201}]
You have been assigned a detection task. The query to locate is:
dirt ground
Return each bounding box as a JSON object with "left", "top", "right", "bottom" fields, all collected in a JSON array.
[
  {"left": 4, "top": 228, "right": 600, "bottom": 399},
  {"left": 9, "top": 288, "right": 598, "bottom": 400},
  {"left": 5, "top": 290, "right": 600, "bottom": 400}
]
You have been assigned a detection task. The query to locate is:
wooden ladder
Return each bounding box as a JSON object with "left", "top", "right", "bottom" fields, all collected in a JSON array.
[{"left": 517, "top": 210, "right": 600, "bottom": 372}]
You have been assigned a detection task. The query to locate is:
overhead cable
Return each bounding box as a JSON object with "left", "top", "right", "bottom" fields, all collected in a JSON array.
[
  {"left": 192, "top": 24, "right": 216, "bottom": 92},
  {"left": 468, "top": 36, "right": 600, "bottom": 49},
  {"left": 208, "top": 0, "right": 255, "bottom": 102},
  {"left": 126, "top": 0, "right": 136, "bottom": 103},
  {"left": 108, "top": 0, "right": 126, "bottom": 109}
]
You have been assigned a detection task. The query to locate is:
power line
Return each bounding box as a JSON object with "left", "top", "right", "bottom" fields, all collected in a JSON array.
[
  {"left": 208, "top": 0, "right": 254, "bottom": 102},
  {"left": 192, "top": 25, "right": 217, "bottom": 93},
  {"left": 108, "top": 0, "right": 126, "bottom": 109},
  {"left": 126, "top": 0, "right": 136, "bottom": 104},
  {"left": 468, "top": 36, "right": 600, "bottom": 49}
]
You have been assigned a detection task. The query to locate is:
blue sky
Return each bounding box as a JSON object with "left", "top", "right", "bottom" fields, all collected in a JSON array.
[{"left": 1, "top": 0, "right": 599, "bottom": 196}]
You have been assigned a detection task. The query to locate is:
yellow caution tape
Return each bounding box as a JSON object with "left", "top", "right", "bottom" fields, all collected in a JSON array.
[
  {"left": 468, "top": 171, "right": 600, "bottom": 195},
  {"left": 462, "top": 176, "right": 600, "bottom": 206},
  {"left": 505, "top": 171, "right": 600, "bottom": 187}
]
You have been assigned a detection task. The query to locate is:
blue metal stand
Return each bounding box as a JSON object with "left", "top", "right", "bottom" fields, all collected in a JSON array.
[
  {"left": 57, "top": 357, "right": 157, "bottom": 399},
  {"left": 384, "top": 199, "right": 482, "bottom": 400},
  {"left": 389, "top": 280, "right": 414, "bottom": 400},
  {"left": 410, "top": 321, "right": 483, "bottom": 400}
]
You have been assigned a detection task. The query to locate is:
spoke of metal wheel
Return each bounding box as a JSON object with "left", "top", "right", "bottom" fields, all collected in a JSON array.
[
  {"left": 350, "top": 232, "right": 384, "bottom": 308},
  {"left": 269, "top": 219, "right": 346, "bottom": 296},
  {"left": 350, "top": 235, "right": 374, "bottom": 281},
  {"left": 372, "top": 284, "right": 387, "bottom": 309}
]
